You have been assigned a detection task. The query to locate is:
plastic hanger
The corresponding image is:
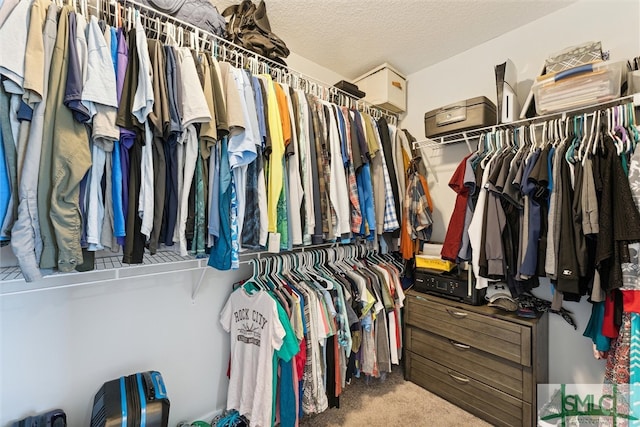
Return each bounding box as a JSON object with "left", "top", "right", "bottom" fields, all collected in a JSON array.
[
  {"left": 608, "top": 107, "right": 622, "bottom": 155},
  {"left": 178, "top": 27, "right": 184, "bottom": 48},
  {"left": 576, "top": 113, "right": 590, "bottom": 162},
  {"left": 540, "top": 121, "right": 548, "bottom": 149},
  {"left": 240, "top": 259, "right": 263, "bottom": 294},
  {"left": 480, "top": 132, "right": 495, "bottom": 169},
  {"left": 581, "top": 112, "right": 598, "bottom": 165},
  {"left": 617, "top": 104, "right": 632, "bottom": 153},
  {"left": 528, "top": 124, "right": 537, "bottom": 154},
  {"left": 565, "top": 115, "right": 581, "bottom": 163},
  {"left": 628, "top": 102, "right": 639, "bottom": 150}
]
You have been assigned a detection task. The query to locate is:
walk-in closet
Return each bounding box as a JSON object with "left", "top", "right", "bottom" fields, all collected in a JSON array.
[{"left": 1, "top": 0, "right": 640, "bottom": 426}]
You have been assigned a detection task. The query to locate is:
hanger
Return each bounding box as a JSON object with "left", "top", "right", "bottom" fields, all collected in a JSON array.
[
  {"left": 128, "top": 6, "right": 135, "bottom": 32},
  {"left": 576, "top": 113, "right": 590, "bottom": 162},
  {"left": 154, "top": 17, "right": 161, "bottom": 41},
  {"left": 582, "top": 112, "right": 600, "bottom": 165},
  {"left": 608, "top": 107, "right": 621, "bottom": 154},
  {"left": 579, "top": 113, "right": 596, "bottom": 163},
  {"left": 614, "top": 104, "right": 631, "bottom": 153},
  {"left": 627, "top": 102, "right": 639, "bottom": 150},
  {"left": 192, "top": 28, "right": 200, "bottom": 53},
  {"left": 529, "top": 123, "right": 540, "bottom": 153},
  {"left": 565, "top": 114, "right": 582, "bottom": 163},
  {"left": 480, "top": 130, "right": 496, "bottom": 169}
]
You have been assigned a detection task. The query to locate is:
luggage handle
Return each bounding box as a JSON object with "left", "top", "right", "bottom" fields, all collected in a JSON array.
[
  {"left": 446, "top": 308, "right": 468, "bottom": 319},
  {"left": 142, "top": 371, "right": 168, "bottom": 400},
  {"left": 449, "top": 340, "right": 470, "bottom": 350}
]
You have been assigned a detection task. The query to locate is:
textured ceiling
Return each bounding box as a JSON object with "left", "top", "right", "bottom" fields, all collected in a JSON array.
[{"left": 213, "top": 0, "right": 574, "bottom": 80}]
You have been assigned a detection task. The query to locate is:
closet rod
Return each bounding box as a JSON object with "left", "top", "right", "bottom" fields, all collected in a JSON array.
[
  {"left": 113, "top": 0, "right": 398, "bottom": 124},
  {"left": 191, "top": 241, "right": 369, "bottom": 300},
  {"left": 413, "top": 93, "right": 640, "bottom": 150}
]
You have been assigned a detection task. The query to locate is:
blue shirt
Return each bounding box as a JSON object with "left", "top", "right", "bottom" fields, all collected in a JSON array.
[
  {"left": 0, "top": 125, "right": 9, "bottom": 240},
  {"left": 252, "top": 76, "right": 267, "bottom": 150},
  {"left": 334, "top": 106, "right": 349, "bottom": 167},
  {"left": 209, "top": 136, "right": 232, "bottom": 270},
  {"left": 519, "top": 150, "right": 542, "bottom": 276},
  {"left": 64, "top": 12, "right": 91, "bottom": 123},
  {"left": 110, "top": 27, "right": 125, "bottom": 238},
  {"left": 357, "top": 163, "right": 375, "bottom": 240},
  {"left": 209, "top": 143, "right": 220, "bottom": 238}
]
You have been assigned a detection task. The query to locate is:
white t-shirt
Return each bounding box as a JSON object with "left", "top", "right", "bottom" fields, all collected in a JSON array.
[
  {"left": 469, "top": 157, "right": 495, "bottom": 290},
  {"left": 177, "top": 47, "right": 211, "bottom": 127},
  {"left": 132, "top": 14, "right": 154, "bottom": 124},
  {"left": 220, "top": 289, "right": 285, "bottom": 427},
  {"left": 296, "top": 91, "right": 315, "bottom": 243},
  {"left": 0, "top": 0, "right": 30, "bottom": 94},
  {"left": 284, "top": 85, "right": 303, "bottom": 245},
  {"left": 83, "top": 17, "right": 118, "bottom": 114}
]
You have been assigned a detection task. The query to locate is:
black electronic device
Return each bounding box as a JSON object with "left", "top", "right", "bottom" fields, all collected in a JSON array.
[{"left": 413, "top": 268, "right": 486, "bottom": 306}]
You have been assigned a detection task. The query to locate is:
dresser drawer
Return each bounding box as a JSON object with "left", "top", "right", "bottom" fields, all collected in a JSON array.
[
  {"left": 406, "top": 326, "right": 533, "bottom": 402},
  {"left": 406, "top": 351, "right": 532, "bottom": 427},
  {"left": 406, "top": 294, "right": 531, "bottom": 366}
]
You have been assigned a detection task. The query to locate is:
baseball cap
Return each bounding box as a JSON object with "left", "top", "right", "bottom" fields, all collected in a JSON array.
[{"left": 485, "top": 282, "right": 518, "bottom": 312}]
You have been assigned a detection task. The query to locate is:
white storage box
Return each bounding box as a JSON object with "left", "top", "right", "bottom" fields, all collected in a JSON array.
[{"left": 353, "top": 63, "right": 407, "bottom": 113}]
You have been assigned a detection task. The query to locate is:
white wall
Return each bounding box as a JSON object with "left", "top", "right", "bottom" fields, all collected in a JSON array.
[
  {"left": 402, "top": 0, "right": 640, "bottom": 386},
  {"left": 1, "top": 266, "right": 250, "bottom": 426},
  {"left": 0, "top": 52, "right": 346, "bottom": 426},
  {"left": 286, "top": 52, "right": 348, "bottom": 87}
]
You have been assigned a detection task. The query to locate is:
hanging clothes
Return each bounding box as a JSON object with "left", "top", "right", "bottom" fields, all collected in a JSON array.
[
  {"left": 2, "top": 2, "right": 403, "bottom": 283},
  {"left": 220, "top": 247, "right": 404, "bottom": 425}
]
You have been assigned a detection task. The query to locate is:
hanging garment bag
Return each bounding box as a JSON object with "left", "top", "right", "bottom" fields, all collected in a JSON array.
[{"left": 90, "top": 371, "right": 170, "bottom": 427}]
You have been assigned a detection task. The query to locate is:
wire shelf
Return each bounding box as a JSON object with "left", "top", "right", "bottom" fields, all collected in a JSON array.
[
  {"left": 413, "top": 94, "right": 640, "bottom": 151},
  {"left": 107, "top": 0, "right": 399, "bottom": 124}
]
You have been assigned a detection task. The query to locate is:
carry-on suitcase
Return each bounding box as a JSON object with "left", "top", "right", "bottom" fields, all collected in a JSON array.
[
  {"left": 11, "top": 409, "right": 67, "bottom": 427},
  {"left": 90, "top": 371, "right": 170, "bottom": 427}
]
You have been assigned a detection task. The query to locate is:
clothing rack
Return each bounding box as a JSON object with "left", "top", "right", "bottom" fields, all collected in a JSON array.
[
  {"left": 92, "top": 0, "right": 398, "bottom": 125},
  {"left": 413, "top": 93, "right": 640, "bottom": 151}
]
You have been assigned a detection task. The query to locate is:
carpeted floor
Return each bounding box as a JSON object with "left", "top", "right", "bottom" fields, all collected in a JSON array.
[{"left": 299, "top": 367, "right": 490, "bottom": 426}]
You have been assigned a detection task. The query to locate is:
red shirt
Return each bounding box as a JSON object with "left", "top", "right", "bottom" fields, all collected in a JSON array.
[{"left": 441, "top": 154, "right": 472, "bottom": 261}]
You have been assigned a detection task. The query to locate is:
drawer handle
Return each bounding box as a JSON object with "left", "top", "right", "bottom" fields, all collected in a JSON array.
[
  {"left": 446, "top": 308, "right": 468, "bottom": 319},
  {"left": 448, "top": 371, "right": 470, "bottom": 384},
  {"left": 449, "top": 340, "right": 470, "bottom": 350}
]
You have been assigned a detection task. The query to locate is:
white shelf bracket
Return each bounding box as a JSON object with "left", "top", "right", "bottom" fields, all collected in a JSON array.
[
  {"left": 462, "top": 132, "right": 472, "bottom": 153},
  {"left": 191, "top": 268, "right": 207, "bottom": 303},
  {"left": 422, "top": 153, "right": 438, "bottom": 183}
]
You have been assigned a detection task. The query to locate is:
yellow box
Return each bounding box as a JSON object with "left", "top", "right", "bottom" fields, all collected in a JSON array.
[{"left": 415, "top": 255, "right": 456, "bottom": 272}]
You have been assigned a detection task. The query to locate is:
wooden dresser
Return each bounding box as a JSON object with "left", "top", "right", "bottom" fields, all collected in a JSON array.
[{"left": 404, "top": 291, "right": 548, "bottom": 427}]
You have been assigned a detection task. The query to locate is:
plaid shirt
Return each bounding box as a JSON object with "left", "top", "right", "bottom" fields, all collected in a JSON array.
[
  {"left": 340, "top": 106, "right": 363, "bottom": 233},
  {"left": 405, "top": 172, "right": 433, "bottom": 241},
  {"left": 306, "top": 94, "right": 330, "bottom": 237},
  {"left": 369, "top": 120, "right": 400, "bottom": 233},
  {"left": 316, "top": 101, "right": 337, "bottom": 238}
]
